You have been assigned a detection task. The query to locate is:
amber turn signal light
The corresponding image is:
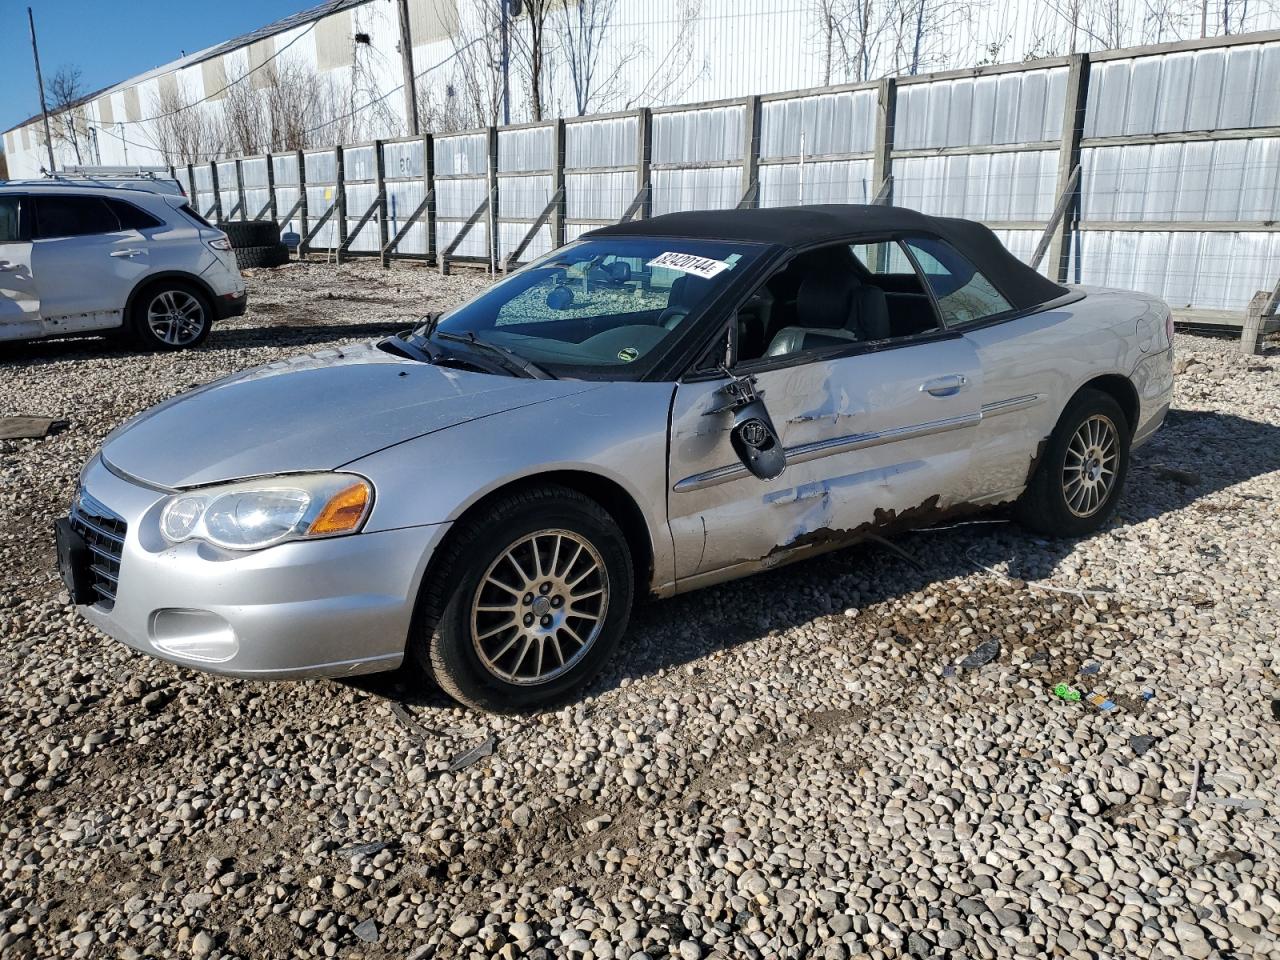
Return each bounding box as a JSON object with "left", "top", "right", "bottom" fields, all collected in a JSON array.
[{"left": 307, "top": 481, "right": 371, "bottom": 536}]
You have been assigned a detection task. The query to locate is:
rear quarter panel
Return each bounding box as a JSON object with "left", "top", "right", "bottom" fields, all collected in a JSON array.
[{"left": 961, "top": 286, "right": 1171, "bottom": 499}]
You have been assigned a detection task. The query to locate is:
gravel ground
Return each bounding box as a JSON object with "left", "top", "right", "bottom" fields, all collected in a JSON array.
[{"left": 1, "top": 260, "right": 1279, "bottom": 960}]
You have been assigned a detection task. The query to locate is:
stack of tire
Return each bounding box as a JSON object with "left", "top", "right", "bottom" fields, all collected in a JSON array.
[{"left": 222, "top": 220, "right": 289, "bottom": 269}]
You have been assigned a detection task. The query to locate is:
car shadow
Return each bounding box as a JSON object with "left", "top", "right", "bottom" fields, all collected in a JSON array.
[{"left": 349, "top": 406, "right": 1280, "bottom": 713}]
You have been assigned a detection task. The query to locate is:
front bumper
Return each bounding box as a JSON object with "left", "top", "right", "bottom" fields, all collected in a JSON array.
[{"left": 69, "top": 455, "right": 448, "bottom": 679}]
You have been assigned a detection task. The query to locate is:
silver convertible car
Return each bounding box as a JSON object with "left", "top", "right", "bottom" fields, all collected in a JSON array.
[{"left": 57, "top": 206, "right": 1173, "bottom": 711}]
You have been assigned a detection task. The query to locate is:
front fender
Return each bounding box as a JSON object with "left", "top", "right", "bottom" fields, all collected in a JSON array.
[{"left": 347, "top": 381, "right": 677, "bottom": 587}]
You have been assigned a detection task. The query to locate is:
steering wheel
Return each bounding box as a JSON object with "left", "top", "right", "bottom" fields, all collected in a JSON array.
[{"left": 659, "top": 306, "right": 689, "bottom": 331}]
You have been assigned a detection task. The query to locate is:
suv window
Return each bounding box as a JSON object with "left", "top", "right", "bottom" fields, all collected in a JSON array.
[
  {"left": 0, "top": 197, "right": 20, "bottom": 243},
  {"left": 107, "top": 198, "right": 163, "bottom": 231},
  {"left": 177, "top": 203, "right": 213, "bottom": 228},
  {"left": 34, "top": 195, "right": 122, "bottom": 239},
  {"left": 903, "top": 236, "right": 1012, "bottom": 326}
]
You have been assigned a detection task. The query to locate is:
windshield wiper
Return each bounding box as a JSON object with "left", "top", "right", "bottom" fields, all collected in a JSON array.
[
  {"left": 435, "top": 330, "right": 554, "bottom": 380},
  {"left": 381, "top": 332, "right": 436, "bottom": 363}
]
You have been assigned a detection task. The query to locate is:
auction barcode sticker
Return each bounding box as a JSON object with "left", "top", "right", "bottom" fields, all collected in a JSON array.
[{"left": 647, "top": 251, "right": 729, "bottom": 279}]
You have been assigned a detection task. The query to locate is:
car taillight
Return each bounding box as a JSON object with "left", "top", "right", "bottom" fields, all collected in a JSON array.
[{"left": 209, "top": 236, "right": 232, "bottom": 251}]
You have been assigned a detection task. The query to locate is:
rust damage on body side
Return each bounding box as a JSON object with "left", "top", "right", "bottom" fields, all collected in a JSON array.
[{"left": 723, "top": 494, "right": 987, "bottom": 572}]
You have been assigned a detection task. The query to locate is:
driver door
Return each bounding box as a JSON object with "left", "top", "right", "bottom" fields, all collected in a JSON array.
[{"left": 665, "top": 240, "right": 984, "bottom": 586}]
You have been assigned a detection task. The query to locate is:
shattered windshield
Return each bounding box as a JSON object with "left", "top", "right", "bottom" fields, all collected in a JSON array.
[{"left": 419, "top": 237, "right": 761, "bottom": 378}]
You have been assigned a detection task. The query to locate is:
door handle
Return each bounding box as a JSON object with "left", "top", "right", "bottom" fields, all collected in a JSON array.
[
  {"left": 921, "top": 374, "right": 968, "bottom": 397},
  {"left": 110, "top": 248, "right": 146, "bottom": 258}
]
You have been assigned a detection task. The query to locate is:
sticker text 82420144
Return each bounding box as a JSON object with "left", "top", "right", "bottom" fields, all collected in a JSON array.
[{"left": 646, "top": 251, "right": 729, "bottom": 279}]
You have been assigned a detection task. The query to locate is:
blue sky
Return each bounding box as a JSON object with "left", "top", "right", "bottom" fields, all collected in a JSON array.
[{"left": 2, "top": 0, "right": 319, "bottom": 137}]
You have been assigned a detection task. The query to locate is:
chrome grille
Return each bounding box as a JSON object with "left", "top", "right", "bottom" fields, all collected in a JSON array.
[{"left": 70, "top": 491, "right": 126, "bottom": 609}]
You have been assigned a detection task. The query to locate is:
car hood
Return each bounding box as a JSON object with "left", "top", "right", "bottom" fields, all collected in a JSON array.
[{"left": 101, "top": 342, "right": 600, "bottom": 489}]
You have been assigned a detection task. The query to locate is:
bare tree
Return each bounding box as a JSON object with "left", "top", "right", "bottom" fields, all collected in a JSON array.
[
  {"left": 626, "top": 0, "right": 709, "bottom": 108},
  {"left": 891, "top": 0, "right": 973, "bottom": 75},
  {"left": 554, "top": 0, "right": 639, "bottom": 115},
  {"left": 509, "top": 0, "right": 553, "bottom": 121},
  {"left": 431, "top": 0, "right": 507, "bottom": 129},
  {"left": 811, "top": 0, "right": 852, "bottom": 85},
  {"left": 148, "top": 82, "right": 221, "bottom": 165},
  {"left": 47, "top": 65, "right": 87, "bottom": 164}
]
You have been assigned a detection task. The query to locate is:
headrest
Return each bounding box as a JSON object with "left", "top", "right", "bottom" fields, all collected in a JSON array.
[{"left": 796, "top": 271, "right": 859, "bottom": 330}]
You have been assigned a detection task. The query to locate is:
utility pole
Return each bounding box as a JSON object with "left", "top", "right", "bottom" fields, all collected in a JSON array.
[
  {"left": 396, "top": 0, "right": 419, "bottom": 135},
  {"left": 500, "top": 0, "right": 514, "bottom": 125},
  {"left": 27, "top": 6, "right": 57, "bottom": 173}
]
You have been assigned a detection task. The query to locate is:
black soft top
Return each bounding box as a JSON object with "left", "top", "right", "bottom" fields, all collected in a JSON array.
[{"left": 585, "top": 204, "right": 1068, "bottom": 311}]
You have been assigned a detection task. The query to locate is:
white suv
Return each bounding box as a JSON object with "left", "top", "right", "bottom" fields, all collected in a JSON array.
[{"left": 0, "top": 183, "right": 247, "bottom": 350}]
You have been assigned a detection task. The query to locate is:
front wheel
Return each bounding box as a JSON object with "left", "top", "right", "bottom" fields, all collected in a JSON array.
[
  {"left": 411, "top": 485, "right": 634, "bottom": 712},
  {"left": 128, "top": 282, "right": 213, "bottom": 350},
  {"left": 1016, "top": 389, "right": 1130, "bottom": 537}
]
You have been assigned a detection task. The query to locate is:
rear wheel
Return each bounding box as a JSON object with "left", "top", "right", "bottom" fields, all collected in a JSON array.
[
  {"left": 410, "top": 485, "right": 634, "bottom": 712},
  {"left": 1016, "top": 388, "right": 1130, "bottom": 537},
  {"left": 127, "top": 281, "right": 212, "bottom": 350}
]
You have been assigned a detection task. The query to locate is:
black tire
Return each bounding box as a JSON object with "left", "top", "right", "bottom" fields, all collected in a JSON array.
[
  {"left": 221, "top": 220, "right": 280, "bottom": 248},
  {"left": 126, "top": 280, "right": 213, "bottom": 351},
  {"left": 410, "top": 485, "right": 634, "bottom": 712},
  {"left": 235, "top": 243, "right": 289, "bottom": 270},
  {"left": 1016, "top": 388, "right": 1131, "bottom": 537}
]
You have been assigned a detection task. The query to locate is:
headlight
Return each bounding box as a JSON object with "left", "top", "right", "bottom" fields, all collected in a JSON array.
[{"left": 160, "top": 473, "right": 372, "bottom": 550}]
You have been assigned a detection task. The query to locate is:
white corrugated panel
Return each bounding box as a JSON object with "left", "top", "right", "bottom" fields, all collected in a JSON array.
[
  {"left": 305, "top": 150, "right": 336, "bottom": 184},
  {"left": 193, "top": 166, "right": 213, "bottom": 192},
  {"left": 760, "top": 89, "right": 876, "bottom": 158},
  {"left": 240, "top": 158, "right": 268, "bottom": 188},
  {"left": 272, "top": 153, "right": 299, "bottom": 185},
  {"left": 498, "top": 125, "right": 553, "bottom": 173},
  {"left": 652, "top": 105, "right": 744, "bottom": 164},
  {"left": 652, "top": 166, "right": 741, "bottom": 215},
  {"left": 274, "top": 187, "right": 301, "bottom": 232},
  {"left": 383, "top": 139, "right": 424, "bottom": 180},
  {"left": 344, "top": 182, "right": 379, "bottom": 252},
  {"left": 344, "top": 146, "right": 376, "bottom": 182},
  {"left": 565, "top": 116, "right": 637, "bottom": 169},
  {"left": 1240, "top": 138, "right": 1280, "bottom": 219},
  {"left": 498, "top": 174, "right": 553, "bottom": 220},
  {"left": 437, "top": 178, "right": 486, "bottom": 218},
  {"left": 437, "top": 220, "right": 488, "bottom": 259},
  {"left": 566, "top": 171, "right": 633, "bottom": 220},
  {"left": 386, "top": 180, "right": 428, "bottom": 255},
  {"left": 758, "top": 159, "right": 872, "bottom": 206},
  {"left": 243, "top": 188, "right": 270, "bottom": 217},
  {"left": 898, "top": 68, "right": 1066, "bottom": 149},
  {"left": 435, "top": 134, "right": 487, "bottom": 177},
  {"left": 499, "top": 221, "right": 552, "bottom": 262}
]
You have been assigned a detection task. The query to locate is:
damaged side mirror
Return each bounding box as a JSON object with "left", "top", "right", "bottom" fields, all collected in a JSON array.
[{"left": 710, "top": 372, "right": 786, "bottom": 481}]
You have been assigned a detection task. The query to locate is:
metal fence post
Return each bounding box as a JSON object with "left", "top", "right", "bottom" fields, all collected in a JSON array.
[
  {"left": 210, "top": 160, "right": 223, "bottom": 222},
  {"left": 234, "top": 158, "right": 247, "bottom": 221},
  {"left": 298, "top": 149, "right": 310, "bottom": 258},
  {"left": 636, "top": 107, "right": 652, "bottom": 220},
  {"left": 1047, "top": 53, "right": 1090, "bottom": 284},
  {"left": 872, "top": 77, "right": 896, "bottom": 205},
  {"left": 375, "top": 139, "right": 389, "bottom": 266},
  {"left": 266, "top": 151, "right": 278, "bottom": 222},
  {"left": 552, "top": 118, "right": 566, "bottom": 249},
  {"left": 741, "top": 95, "right": 761, "bottom": 207},
  {"left": 425, "top": 133, "right": 436, "bottom": 264},
  {"left": 487, "top": 125, "right": 499, "bottom": 273},
  {"left": 186, "top": 162, "right": 196, "bottom": 205},
  {"left": 334, "top": 144, "right": 347, "bottom": 264}
]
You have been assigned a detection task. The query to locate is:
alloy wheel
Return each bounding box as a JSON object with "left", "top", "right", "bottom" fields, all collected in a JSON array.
[
  {"left": 147, "top": 290, "right": 206, "bottom": 346},
  {"left": 470, "top": 529, "right": 609, "bottom": 685},
  {"left": 1061, "top": 414, "right": 1120, "bottom": 518}
]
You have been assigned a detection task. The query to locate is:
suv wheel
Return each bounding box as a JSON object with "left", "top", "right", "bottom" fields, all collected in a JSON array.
[
  {"left": 411, "top": 485, "right": 634, "bottom": 712},
  {"left": 129, "top": 282, "right": 213, "bottom": 350}
]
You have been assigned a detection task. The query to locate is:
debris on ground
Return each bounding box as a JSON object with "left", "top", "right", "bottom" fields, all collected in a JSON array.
[
  {"left": 353, "top": 919, "right": 379, "bottom": 943},
  {"left": 1053, "top": 683, "right": 1082, "bottom": 702},
  {"left": 335, "top": 840, "right": 395, "bottom": 859},
  {"left": 960, "top": 639, "right": 1000, "bottom": 669},
  {"left": 1129, "top": 734, "right": 1158, "bottom": 756},
  {"left": 446, "top": 734, "right": 497, "bottom": 773},
  {"left": 0, "top": 415, "right": 69, "bottom": 440},
  {"left": 1080, "top": 661, "right": 1101, "bottom": 675},
  {"left": 1085, "top": 692, "right": 1117, "bottom": 712}
]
